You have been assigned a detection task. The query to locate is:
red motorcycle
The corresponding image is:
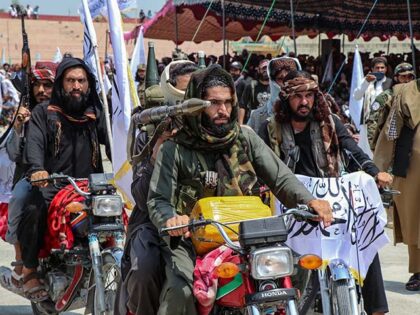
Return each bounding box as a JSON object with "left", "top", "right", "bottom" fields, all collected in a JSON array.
[{"left": 161, "top": 203, "right": 322, "bottom": 315}]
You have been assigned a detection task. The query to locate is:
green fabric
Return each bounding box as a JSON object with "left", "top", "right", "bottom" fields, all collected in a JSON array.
[
  {"left": 147, "top": 126, "right": 315, "bottom": 230},
  {"left": 174, "top": 65, "right": 257, "bottom": 196},
  {"left": 216, "top": 273, "right": 244, "bottom": 300}
]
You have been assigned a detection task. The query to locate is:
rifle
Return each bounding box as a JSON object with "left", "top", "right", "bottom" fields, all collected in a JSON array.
[
  {"left": 0, "top": 14, "right": 31, "bottom": 144},
  {"left": 128, "top": 98, "right": 210, "bottom": 166}
]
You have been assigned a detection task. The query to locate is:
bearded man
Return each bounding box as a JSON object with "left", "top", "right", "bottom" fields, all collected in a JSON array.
[
  {"left": 239, "top": 59, "right": 270, "bottom": 124},
  {"left": 259, "top": 70, "right": 393, "bottom": 315},
  {"left": 147, "top": 65, "right": 333, "bottom": 315},
  {"left": 17, "top": 57, "right": 109, "bottom": 301}
]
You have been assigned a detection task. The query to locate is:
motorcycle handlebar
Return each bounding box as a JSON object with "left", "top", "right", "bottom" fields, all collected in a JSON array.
[
  {"left": 159, "top": 205, "right": 320, "bottom": 238},
  {"left": 30, "top": 174, "right": 90, "bottom": 197}
]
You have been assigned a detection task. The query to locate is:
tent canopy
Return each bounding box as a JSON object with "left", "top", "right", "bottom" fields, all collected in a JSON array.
[{"left": 144, "top": 0, "right": 420, "bottom": 43}]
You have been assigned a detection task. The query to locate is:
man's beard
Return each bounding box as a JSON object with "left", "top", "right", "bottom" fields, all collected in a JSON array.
[
  {"left": 231, "top": 74, "right": 240, "bottom": 81},
  {"left": 61, "top": 88, "right": 89, "bottom": 115},
  {"left": 202, "top": 113, "right": 233, "bottom": 138},
  {"left": 259, "top": 72, "right": 269, "bottom": 82},
  {"left": 291, "top": 105, "right": 313, "bottom": 122}
]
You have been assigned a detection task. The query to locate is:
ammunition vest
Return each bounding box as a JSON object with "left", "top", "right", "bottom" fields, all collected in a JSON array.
[{"left": 266, "top": 117, "right": 330, "bottom": 177}]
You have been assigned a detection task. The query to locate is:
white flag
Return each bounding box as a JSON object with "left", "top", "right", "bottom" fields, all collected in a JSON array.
[
  {"left": 53, "top": 47, "right": 63, "bottom": 63},
  {"left": 349, "top": 46, "right": 372, "bottom": 157},
  {"left": 349, "top": 46, "right": 363, "bottom": 129},
  {"left": 322, "top": 51, "right": 334, "bottom": 84},
  {"left": 106, "top": 0, "right": 136, "bottom": 206},
  {"left": 274, "top": 172, "right": 389, "bottom": 284},
  {"left": 86, "top": 0, "right": 136, "bottom": 18},
  {"left": 80, "top": 0, "right": 100, "bottom": 92},
  {"left": 0, "top": 136, "right": 15, "bottom": 203},
  {"left": 1, "top": 48, "right": 6, "bottom": 66},
  {"left": 130, "top": 26, "right": 146, "bottom": 88}
]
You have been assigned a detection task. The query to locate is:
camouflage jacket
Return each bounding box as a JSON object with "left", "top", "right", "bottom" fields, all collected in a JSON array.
[
  {"left": 147, "top": 126, "right": 315, "bottom": 229},
  {"left": 368, "top": 88, "right": 394, "bottom": 150}
]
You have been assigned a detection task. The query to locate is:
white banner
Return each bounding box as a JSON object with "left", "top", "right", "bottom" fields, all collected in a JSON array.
[{"left": 274, "top": 171, "right": 389, "bottom": 282}]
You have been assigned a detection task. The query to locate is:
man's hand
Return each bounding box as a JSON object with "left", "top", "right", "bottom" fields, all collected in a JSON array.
[
  {"left": 307, "top": 199, "right": 333, "bottom": 227},
  {"left": 165, "top": 214, "right": 190, "bottom": 238},
  {"left": 14, "top": 107, "right": 31, "bottom": 132},
  {"left": 30, "top": 171, "right": 50, "bottom": 188},
  {"left": 376, "top": 172, "right": 393, "bottom": 188},
  {"left": 365, "top": 73, "right": 376, "bottom": 82}
]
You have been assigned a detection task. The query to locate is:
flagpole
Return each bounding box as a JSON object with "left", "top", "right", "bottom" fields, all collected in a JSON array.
[
  {"left": 406, "top": 0, "right": 416, "bottom": 75},
  {"left": 175, "top": 5, "right": 179, "bottom": 50},
  {"left": 104, "top": 29, "right": 109, "bottom": 60},
  {"left": 290, "top": 0, "right": 297, "bottom": 54},
  {"left": 94, "top": 49, "right": 114, "bottom": 165},
  {"left": 222, "top": 0, "right": 226, "bottom": 69}
]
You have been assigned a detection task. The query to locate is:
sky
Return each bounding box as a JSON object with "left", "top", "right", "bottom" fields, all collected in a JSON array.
[{"left": 1, "top": 0, "right": 167, "bottom": 16}]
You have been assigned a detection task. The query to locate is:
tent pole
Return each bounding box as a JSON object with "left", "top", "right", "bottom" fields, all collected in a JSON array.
[
  {"left": 222, "top": 0, "right": 226, "bottom": 69},
  {"left": 318, "top": 32, "right": 321, "bottom": 56},
  {"left": 175, "top": 6, "right": 179, "bottom": 50},
  {"left": 342, "top": 34, "right": 345, "bottom": 55},
  {"left": 290, "top": 0, "right": 297, "bottom": 54},
  {"left": 406, "top": 0, "right": 416, "bottom": 74},
  {"left": 387, "top": 37, "right": 391, "bottom": 55}
]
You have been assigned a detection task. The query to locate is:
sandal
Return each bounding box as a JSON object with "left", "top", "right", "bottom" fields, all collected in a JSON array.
[
  {"left": 0, "top": 266, "right": 24, "bottom": 294},
  {"left": 405, "top": 273, "right": 420, "bottom": 291},
  {"left": 23, "top": 272, "right": 49, "bottom": 302}
]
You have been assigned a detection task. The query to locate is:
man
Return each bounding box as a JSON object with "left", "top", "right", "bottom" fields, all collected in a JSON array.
[
  {"left": 248, "top": 57, "right": 300, "bottom": 134},
  {"left": 259, "top": 70, "right": 393, "bottom": 315},
  {"left": 17, "top": 57, "right": 109, "bottom": 301},
  {"left": 0, "top": 70, "right": 20, "bottom": 121},
  {"left": 135, "top": 63, "right": 146, "bottom": 105},
  {"left": 369, "top": 62, "right": 416, "bottom": 150},
  {"left": 147, "top": 65, "right": 332, "bottom": 315},
  {"left": 229, "top": 61, "right": 250, "bottom": 107},
  {"left": 353, "top": 57, "right": 392, "bottom": 147},
  {"left": 117, "top": 60, "right": 197, "bottom": 315},
  {"left": 374, "top": 78, "right": 420, "bottom": 291},
  {"left": 160, "top": 60, "right": 198, "bottom": 105},
  {"left": 1, "top": 64, "right": 56, "bottom": 294},
  {"left": 239, "top": 59, "right": 270, "bottom": 124}
]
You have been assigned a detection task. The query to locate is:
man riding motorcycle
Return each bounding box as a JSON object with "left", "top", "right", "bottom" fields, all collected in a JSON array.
[
  {"left": 258, "top": 70, "right": 393, "bottom": 315},
  {"left": 17, "top": 57, "right": 109, "bottom": 302},
  {"left": 147, "top": 64, "right": 333, "bottom": 315}
]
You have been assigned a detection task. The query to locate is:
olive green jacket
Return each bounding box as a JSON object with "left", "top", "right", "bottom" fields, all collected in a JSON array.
[{"left": 147, "top": 126, "right": 315, "bottom": 230}]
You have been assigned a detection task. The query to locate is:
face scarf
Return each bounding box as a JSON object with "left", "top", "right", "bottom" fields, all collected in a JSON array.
[
  {"left": 174, "top": 65, "right": 257, "bottom": 196},
  {"left": 281, "top": 77, "right": 342, "bottom": 177}
]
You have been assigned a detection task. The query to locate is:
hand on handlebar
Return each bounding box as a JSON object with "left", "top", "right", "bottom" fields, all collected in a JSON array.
[
  {"left": 165, "top": 214, "right": 191, "bottom": 238},
  {"left": 307, "top": 199, "right": 333, "bottom": 227},
  {"left": 376, "top": 172, "right": 393, "bottom": 189},
  {"left": 30, "top": 170, "right": 50, "bottom": 188}
]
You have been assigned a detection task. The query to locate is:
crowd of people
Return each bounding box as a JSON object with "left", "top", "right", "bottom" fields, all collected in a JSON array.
[
  {"left": 8, "top": 4, "right": 39, "bottom": 19},
  {"left": 0, "top": 45, "right": 419, "bottom": 314}
]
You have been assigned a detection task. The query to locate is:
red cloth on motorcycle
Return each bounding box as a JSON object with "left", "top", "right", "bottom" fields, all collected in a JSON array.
[
  {"left": 39, "top": 181, "right": 129, "bottom": 257},
  {"left": 0, "top": 203, "right": 8, "bottom": 241},
  {"left": 193, "top": 245, "right": 245, "bottom": 315}
]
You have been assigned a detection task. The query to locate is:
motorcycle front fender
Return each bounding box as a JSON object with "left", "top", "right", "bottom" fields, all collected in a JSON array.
[{"left": 328, "top": 259, "right": 351, "bottom": 281}]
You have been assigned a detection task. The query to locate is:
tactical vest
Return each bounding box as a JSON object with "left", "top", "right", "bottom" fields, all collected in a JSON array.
[{"left": 265, "top": 116, "right": 330, "bottom": 177}]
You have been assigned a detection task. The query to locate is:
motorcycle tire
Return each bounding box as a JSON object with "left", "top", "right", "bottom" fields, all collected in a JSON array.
[
  {"left": 296, "top": 270, "right": 319, "bottom": 315},
  {"left": 92, "top": 253, "right": 122, "bottom": 315},
  {"left": 331, "top": 279, "right": 352, "bottom": 315}
]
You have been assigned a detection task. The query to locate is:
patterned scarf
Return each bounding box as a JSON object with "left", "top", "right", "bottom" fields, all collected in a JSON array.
[
  {"left": 175, "top": 65, "right": 257, "bottom": 195},
  {"left": 47, "top": 105, "right": 99, "bottom": 168},
  {"left": 281, "top": 77, "right": 342, "bottom": 177}
]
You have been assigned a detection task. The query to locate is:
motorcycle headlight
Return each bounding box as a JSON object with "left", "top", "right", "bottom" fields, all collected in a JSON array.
[
  {"left": 250, "top": 247, "right": 294, "bottom": 280},
  {"left": 92, "top": 195, "right": 123, "bottom": 217}
]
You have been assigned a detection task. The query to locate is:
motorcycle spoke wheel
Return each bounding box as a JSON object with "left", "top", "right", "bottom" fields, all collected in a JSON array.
[
  {"left": 331, "top": 279, "right": 352, "bottom": 315},
  {"left": 93, "top": 254, "right": 122, "bottom": 315}
]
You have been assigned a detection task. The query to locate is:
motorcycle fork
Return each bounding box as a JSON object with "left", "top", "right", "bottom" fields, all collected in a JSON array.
[
  {"left": 88, "top": 233, "right": 106, "bottom": 312},
  {"left": 318, "top": 269, "right": 332, "bottom": 315}
]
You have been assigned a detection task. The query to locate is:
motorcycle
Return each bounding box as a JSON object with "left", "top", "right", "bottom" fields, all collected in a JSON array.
[
  {"left": 1, "top": 173, "right": 125, "bottom": 315},
  {"left": 161, "top": 199, "right": 323, "bottom": 315},
  {"left": 297, "top": 188, "right": 400, "bottom": 315}
]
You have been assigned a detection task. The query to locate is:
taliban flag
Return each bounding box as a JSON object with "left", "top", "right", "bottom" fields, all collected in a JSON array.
[{"left": 106, "top": 0, "right": 139, "bottom": 206}]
